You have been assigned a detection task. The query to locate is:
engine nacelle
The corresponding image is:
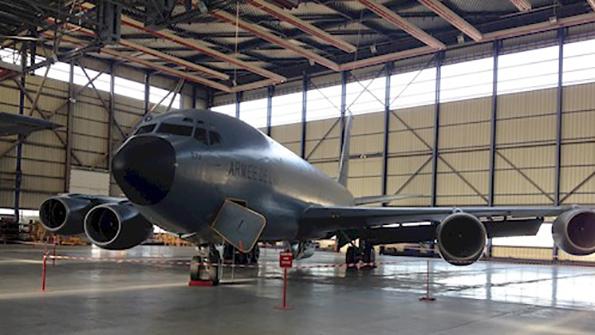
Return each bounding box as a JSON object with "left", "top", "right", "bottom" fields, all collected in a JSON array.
[
  {"left": 436, "top": 212, "right": 487, "bottom": 266},
  {"left": 39, "top": 195, "right": 93, "bottom": 235},
  {"left": 84, "top": 202, "right": 153, "bottom": 250},
  {"left": 553, "top": 209, "right": 595, "bottom": 256}
]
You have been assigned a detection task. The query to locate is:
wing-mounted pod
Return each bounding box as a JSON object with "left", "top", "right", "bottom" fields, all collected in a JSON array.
[
  {"left": 84, "top": 202, "right": 153, "bottom": 250},
  {"left": 39, "top": 194, "right": 117, "bottom": 235},
  {"left": 553, "top": 208, "right": 595, "bottom": 255},
  {"left": 436, "top": 212, "right": 487, "bottom": 266}
]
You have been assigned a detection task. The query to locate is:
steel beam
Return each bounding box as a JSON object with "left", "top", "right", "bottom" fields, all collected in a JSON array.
[
  {"left": 210, "top": 10, "right": 340, "bottom": 71},
  {"left": 266, "top": 85, "right": 274, "bottom": 137},
  {"left": 301, "top": 72, "right": 308, "bottom": 159},
  {"left": 488, "top": 41, "right": 500, "bottom": 207},
  {"left": 191, "top": 85, "right": 197, "bottom": 109},
  {"left": 14, "top": 42, "right": 27, "bottom": 224},
  {"left": 553, "top": 28, "right": 565, "bottom": 261},
  {"left": 555, "top": 28, "right": 565, "bottom": 206},
  {"left": 235, "top": 91, "right": 242, "bottom": 118},
  {"left": 108, "top": 62, "right": 115, "bottom": 174},
  {"left": 417, "top": 0, "right": 483, "bottom": 42},
  {"left": 486, "top": 40, "right": 500, "bottom": 259},
  {"left": 356, "top": 0, "right": 446, "bottom": 50},
  {"left": 246, "top": 0, "right": 357, "bottom": 53},
  {"left": 509, "top": 0, "right": 531, "bottom": 11},
  {"left": 339, "top": 71, "right": 348, "bottom": 153},
  {"left": 382, "top": 62, "right": 393, "bottom": 201},
  {"left": 430, "top": 52, "right": 443, "bottom": 207},
  {"left": 144, "top": 71, "right": 151, "bottom": 115},
  {"left": 64, "top": 61, "right": 74, "bottom": 192}
]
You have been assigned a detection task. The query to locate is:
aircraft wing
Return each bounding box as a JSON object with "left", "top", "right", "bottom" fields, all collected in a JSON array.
[{"left": 300, "top": 205, "right": 573, "bottom": 234}]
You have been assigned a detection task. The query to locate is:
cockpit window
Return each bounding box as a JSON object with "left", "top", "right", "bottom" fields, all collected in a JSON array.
[
  {"left": 134, "top": 124, "right": 155, "bottom": 135},
  {"left": 194, "top": 127, "right": 208, "bottom": 144},
  {"left": 209, "top": 131, "right": 222, "bottom": 145},
  {"left": 157, "top": 123, "right": 193, "bottom": 136}
]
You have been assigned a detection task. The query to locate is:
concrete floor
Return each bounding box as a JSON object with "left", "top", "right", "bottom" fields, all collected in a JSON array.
[{"left": 2, "top": 245, "right": 595, "bottom": 334}]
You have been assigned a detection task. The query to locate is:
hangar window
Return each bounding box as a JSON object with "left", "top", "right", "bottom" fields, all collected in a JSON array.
[
  {"left": 134, "top": 124, "right": 156, "bottom": 135},
  {"left": 212, "top": 104, "right": 236, "bottom": 117},
  {"left": 272, "top": 91, "right": 302, "bottom": 126},
  {"left": 240, "top": 98, "right": 268, "bottom": 129},
  {"left": 440, "top": 57, "right": 494, "bottom": 103},
  {"left": 346, "top": 77, "right": 385, "bottom": 116},
  {"left": 307, "top": 84, "right": 341, "bottom": 122},
  {"left": 563, "top": 38, "right": 595, "bottom": 86},
  {"left": 390, "top": 67, "right": 437, "bottom": 110},
  {"left": 194, "top": 127, "right": 208, "bottom": 144},
  {"left": 157, "top": 123, "right": 193, "bottom": 136},
  {"left": 497, "top": 45, "right": 559, "bottom": 95}
]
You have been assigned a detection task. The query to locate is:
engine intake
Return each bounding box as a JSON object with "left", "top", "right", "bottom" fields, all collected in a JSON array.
[
  {"left": 84, "top": 202, "right": 153, "bottom": 250},
  {"left": 553, "top": 209, "right": 595, "bottom": 256},
  {"left": 436, "top": 212, "right": 487, "bottom": 266},
  {"left": 39, "top": 196, "right": 91, "bottom": 235}
]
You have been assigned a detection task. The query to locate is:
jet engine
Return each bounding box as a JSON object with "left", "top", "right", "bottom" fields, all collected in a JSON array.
[
  {"left": 553, "top": 208, "right": 595, "bottom": 255},
  {"left": 84, "top": 202, "right": 153, "bottom": 250},
  {"left": 436, "top": 212, "right": 487, "bottom": 266},
  {"left": 39, "top": 195, "right": 102, "bottom": 235}
]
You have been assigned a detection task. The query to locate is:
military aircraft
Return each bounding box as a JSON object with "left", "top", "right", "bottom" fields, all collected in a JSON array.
[{"left": 39, "top": 109, "right": 595, "bottom": 284}]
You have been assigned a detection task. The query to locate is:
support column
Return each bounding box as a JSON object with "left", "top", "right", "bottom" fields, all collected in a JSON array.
[
  {"left": 108, "top": 62, "right": 115, "bottom": 178},
  {"left": 206, "top": 89, "right": 214, "bottom": 110},
  {"left": 266, "top": 86, "right": 274, "bottom": 137},
  {"left": 487, "top": 41, "right": 501, "bottom": 258},
  {"left": 64, "top": 62, "right": 75, "bottom": 192},
  {"left": 235, "top": 92, "right": 242, "bottom": 118},
  {"left": 553, "top": 28, "right": 565, "bottom": 261},
  {"left": 14, "top": 43, "right": 27, "bottom": 223},
  {"left": 430, "top": 52, "right": 444, "bottom": 207},
  {"left": 339, "top": 71, "right": 348, "bottom": 152},
  {"left": 382, "top": 63, "right": 393, "bottom": 201},
  {"left": 143, "top": 71, "right": 151, "bottom": 115},
  {"left": 191, "top": 85, "right": 197, "bottom": 109},
  {"left": 301, "top": 72, "right": 308, "bottom": 159}
]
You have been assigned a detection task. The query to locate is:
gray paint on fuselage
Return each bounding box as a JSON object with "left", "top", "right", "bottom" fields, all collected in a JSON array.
[{"left": 119, "top": 110, "right": 354, "bottom": 242}]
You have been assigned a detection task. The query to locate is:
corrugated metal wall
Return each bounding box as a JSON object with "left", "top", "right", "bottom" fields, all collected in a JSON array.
[
  {"left": 0, "top": 64, "right": 196, "bottom": 209},
  {"left": 268, "top": 82, "right": 595, "bottom": 207}
]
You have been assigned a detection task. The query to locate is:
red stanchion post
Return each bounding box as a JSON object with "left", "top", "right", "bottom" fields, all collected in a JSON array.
[
  {"left": 52, "top": 236, "right": 57, "bottom": 266},
  {"left": 277, "top": 250, "right": 293, "bottom": 310},
  {"left": 419, "top": 259, "right": 435, "bottom": 302},
  {"left": 282, "top": 267, "right": 288, "bottom": 309},
  {"left": 41, "top": 253, "right": 47, "bottom": 292}
]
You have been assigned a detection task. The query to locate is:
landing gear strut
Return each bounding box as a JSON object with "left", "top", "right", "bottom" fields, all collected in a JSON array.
[
  {"left": 190, "top": 245, "right": 221, "bottom": 285},
  {"left": 345, "top": 240, "right": 376, "bottom": 269}
]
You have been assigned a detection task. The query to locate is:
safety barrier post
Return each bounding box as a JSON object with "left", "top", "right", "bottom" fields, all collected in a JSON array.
[
  {"left": 41, "top": 253, "right": 47, "bottom": 292},
  {"left": 277, "top": 250, "right": 293, "bottom": 310},
  {"left": 419, "top": 259, "right": 435, "bottom": 302},
  {"left": 52, "top": 236, "right": 57, "bottom": 266}
]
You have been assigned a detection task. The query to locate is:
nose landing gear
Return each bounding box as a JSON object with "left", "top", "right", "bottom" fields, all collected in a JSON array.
[{"left": 190, "top": 245, "right": 221, "bottom": 286}]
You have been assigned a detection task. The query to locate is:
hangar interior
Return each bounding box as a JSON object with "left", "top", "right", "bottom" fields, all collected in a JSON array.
[{"left": 2, "top": 0, "right": 595, "bottom": 333}]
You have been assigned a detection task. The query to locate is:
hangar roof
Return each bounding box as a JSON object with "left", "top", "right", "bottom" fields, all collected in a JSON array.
[{"left": 1, "top": 0, "right": 595, "bottom": 94}]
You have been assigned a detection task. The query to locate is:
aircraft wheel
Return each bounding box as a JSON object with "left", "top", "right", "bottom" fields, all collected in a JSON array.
[
  {"left": 362, "top": 245, "right": 376, "bottom": 269},
  {"left": 346, "top": 246, "right": 358, "bottom": 267},
  {"left": 190, "top": 255, "right": 220, "bottom": 285}
]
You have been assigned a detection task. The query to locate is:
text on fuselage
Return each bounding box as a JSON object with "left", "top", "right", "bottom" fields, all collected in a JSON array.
[{"left": 227, "top": 161, "right": 273, "bottom": 185}]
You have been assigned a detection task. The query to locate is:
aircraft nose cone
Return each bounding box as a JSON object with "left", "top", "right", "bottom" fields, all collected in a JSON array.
[{"left": 112, "top": 136, "right": 176, "bottom": 206}]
